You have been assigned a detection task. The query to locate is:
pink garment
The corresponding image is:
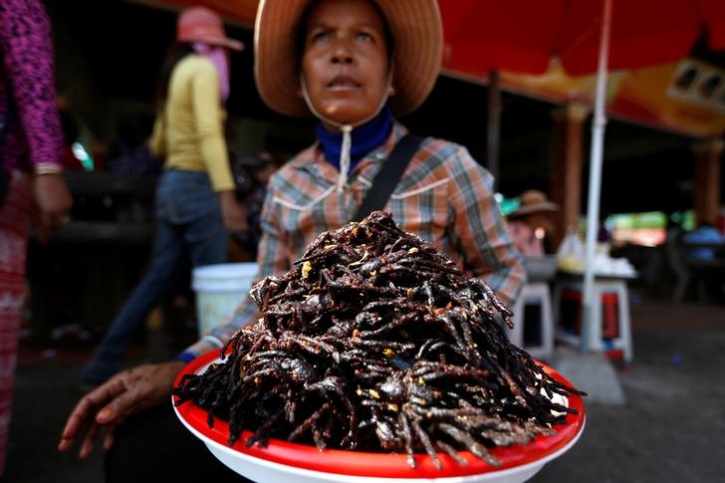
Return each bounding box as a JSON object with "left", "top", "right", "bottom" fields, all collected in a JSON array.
[
  {"left": 0, "top": 0, "right": 63, "bottom": 172},
  {"left": 0, "top": 171, "right": 31, "bottom": 476},
  {"left": 192, "top": 42, "right": 230, "bottom": 102},
  {"left": 1, "top": 0, "right": 62, "bottom": 475}
]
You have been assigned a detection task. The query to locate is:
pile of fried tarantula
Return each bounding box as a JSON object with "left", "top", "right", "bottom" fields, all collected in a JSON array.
[{"left": 173, "top": 211, "right": 584, "bottom": 469}]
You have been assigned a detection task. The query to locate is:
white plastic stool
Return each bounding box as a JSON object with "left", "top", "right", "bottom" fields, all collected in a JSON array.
[
  {"left": 553, "top": 278, "right": 634, "bottom": 365},
  {"left": 508, "top": 282, "right": 554, "bottom": 360}
]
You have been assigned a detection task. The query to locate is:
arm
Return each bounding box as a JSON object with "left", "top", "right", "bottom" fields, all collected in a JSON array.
[
  {"left": 0, "top": 0, "right": 71, "bottom": 230},
  {"left": 190, "top": 60, "right": 234, "bottom": 191},
  {"left": 182, "top": 175, "right": 291, "bottom": 357},
  {"left": 148, "top": 115, "right": 167, "bottom": 158},
  {"left": 58, "top": 91, "right": 249, "bottom": 455},
  {"left": 0, "top": 0, "right": 62, "bottom": 172},
  {"left": 58, "top": 362, "right": 184, "bottom": 458},
  {"left": 445, "top": 146, "right": 526, "bottom": 307},
  {"left": 191, "top": 59, "right": 246, "bottom": 231}
]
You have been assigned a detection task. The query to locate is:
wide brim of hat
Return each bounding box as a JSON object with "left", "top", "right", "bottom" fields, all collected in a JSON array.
[
  {"left": 220, "top": 38, "right": 245, "bottom": 51},
  {"left": 254, "top": 0, "right": 442, "bottom": 118},
  {"left": 509, "top": 202, "right": 559, "bottom": 218},
  {"left": 179, "top": 34, "right": 245, "bottom": 51}
]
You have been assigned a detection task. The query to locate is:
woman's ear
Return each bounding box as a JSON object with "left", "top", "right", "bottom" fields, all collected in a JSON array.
[{"left": 387, "top": 63, "right": 396, "bottom": 97}]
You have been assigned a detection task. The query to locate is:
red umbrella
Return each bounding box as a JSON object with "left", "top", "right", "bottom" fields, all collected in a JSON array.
[
  {"left": 440, "top": 0, "right": 725, "bottom": 352},
  {"left": 440, "top": 0, "right": 725, "bottom": 77}
]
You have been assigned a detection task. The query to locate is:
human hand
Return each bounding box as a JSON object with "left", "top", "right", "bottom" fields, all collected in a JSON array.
[
  {"left": 33, "top": 173, "right": 72, "bottom": 242},
  {"left": 220, "top": 190, "right": 248, "bottom": 232},
  {"left": 58, "top": 361, "right": 185, "bottom": 459}
]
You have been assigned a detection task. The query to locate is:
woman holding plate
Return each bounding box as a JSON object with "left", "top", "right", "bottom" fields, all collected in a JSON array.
[{"left": 59, "top": 1, "right": 524, "bottom": 480}]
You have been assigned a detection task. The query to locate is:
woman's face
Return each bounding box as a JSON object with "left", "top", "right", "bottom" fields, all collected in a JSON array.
[{"left": 300, "top": 0, "right": 391, "bottom": 128}]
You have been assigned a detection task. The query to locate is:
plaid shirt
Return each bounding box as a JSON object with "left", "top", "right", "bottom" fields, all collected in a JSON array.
[{"left": 185, "top": 122, "right": 525, "bottom": 357}]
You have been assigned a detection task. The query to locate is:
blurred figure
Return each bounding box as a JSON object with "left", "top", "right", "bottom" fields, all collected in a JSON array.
[
  {"left": 59, "top": 109, "right": 86, "bottom": 172},
  {"left": 81, "top": 6, "right": 246, "bottom": 386},
  {"left": 681, "top": 220, "right": 725, "bottom": 261},
  {"left": 109, "top": 113, "right": 164, "bottom": 224},
  {"left": 231, "top": 151, "right": 282, "bottom": 259},
  {"left": 597, "top": 210, "right": 612, "bottom": 244},
  {"left": 0, "top": 0, "right": 73, "bottom": 475},
  {"left": 506, "top": 190, "right": 558, "bottom": 256},
  {"left": 109, "top": 113, "right": 163, "bottom": 178}
]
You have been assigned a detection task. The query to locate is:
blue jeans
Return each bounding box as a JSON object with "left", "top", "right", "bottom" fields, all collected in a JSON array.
[{"left": 82, "top": 171, "right": 228, "bottom": 384}]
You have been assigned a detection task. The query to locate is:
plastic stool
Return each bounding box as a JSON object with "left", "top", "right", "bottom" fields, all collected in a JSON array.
[
  {"left": 508, "top": 282, "right": 554, "bottom": 360},
  {"left": 601, "top": 293, "right": 620, "bottom": 338},
  {"left": 553, "top": 278, "right": 633, "bottom": 365},
  {"left": 558, "top": 288, "right": 583, "bottom": 335}
]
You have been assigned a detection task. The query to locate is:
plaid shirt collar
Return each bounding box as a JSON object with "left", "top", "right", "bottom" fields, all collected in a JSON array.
[{"left": 294, "top": 122, "right": 409, "bottom": 181}]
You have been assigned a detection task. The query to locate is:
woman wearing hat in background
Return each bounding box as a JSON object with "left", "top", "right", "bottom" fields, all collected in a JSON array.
[
  {"left": 60, "top": 0, "right": 524, "bottom": 479},
  {"left": 80, "top": 6, "right": 248, "bottom": 388},
  {"left": 506, "top": 189, "right": 559, "bottom": 256}
]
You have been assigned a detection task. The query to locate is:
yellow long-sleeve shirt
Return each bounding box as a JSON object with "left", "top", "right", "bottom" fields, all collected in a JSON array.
[{"left": 150, "top": 55, "right": 234, "bottom": 192}]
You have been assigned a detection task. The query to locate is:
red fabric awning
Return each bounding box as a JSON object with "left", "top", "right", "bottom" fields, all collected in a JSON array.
[
  {"left": 143, "top": 0, "right": 259, "bottom": 27},
  {"left": 440, "top": 0, "right": 725, "bottom": 77},
  {"left": 146, "top": 0, "right": 725, "bottom": 76},
  {"left": 143, "top": 0, "right": 724, "bottom": 136}
]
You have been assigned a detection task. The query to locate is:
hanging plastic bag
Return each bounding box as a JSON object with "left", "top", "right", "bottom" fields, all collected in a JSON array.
[{"left": 556, "top": 226, "right": 585, "bottom": 273}]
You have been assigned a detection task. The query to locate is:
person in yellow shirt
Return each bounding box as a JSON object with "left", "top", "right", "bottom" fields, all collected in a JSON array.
[{"left": 81, "top": 6, "right": 247, "bottom": 386}]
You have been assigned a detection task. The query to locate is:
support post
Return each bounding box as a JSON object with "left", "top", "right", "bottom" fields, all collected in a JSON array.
[
  {"left": 551, "top": 104, "right": 590, "bottom": 250},
  {"left": 691, "top": 140, "right": 723, "bottom": 225},
  {"left": 487, "top": 70, "right": 501, "bottom": 192},
  {"left": 582, "top": 0, "right": 613, "bottom": 354}
]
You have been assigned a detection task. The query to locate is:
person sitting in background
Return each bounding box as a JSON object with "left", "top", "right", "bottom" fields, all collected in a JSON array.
[
  {"left": 681, "top": 221, "right": 725, "bottom": 261},
  {"left": 597, "top": 210, "right": 612, "bottom": 244},
  {"left": 230, "top": 151, "right": 282, "bottom": 260},
  {"left": 506, "top": 190, "right": 558, "bottom": 256},
  {"left": 109, "top": 113, "right": 163, "bottom": 177}
]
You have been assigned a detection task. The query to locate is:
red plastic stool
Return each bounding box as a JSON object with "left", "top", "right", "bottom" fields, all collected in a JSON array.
[
  {"left": 601, "top": 292, "right": 620, "bottom": 339},
  {"left": 553, "top": 278, "right": 633, "bottom": 365}
]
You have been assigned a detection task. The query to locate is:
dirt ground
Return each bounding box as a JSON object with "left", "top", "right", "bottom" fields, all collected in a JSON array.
[{"left": 3, "top": 296, "right": 725, "bottom": 483}]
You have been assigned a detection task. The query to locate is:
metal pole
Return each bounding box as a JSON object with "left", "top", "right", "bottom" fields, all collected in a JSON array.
[
  {"left": 487, "top": 70, "right": 501, "bottom": 192},
  {"left": 582, "top": 0, "right": 613, "bottom": 353}
]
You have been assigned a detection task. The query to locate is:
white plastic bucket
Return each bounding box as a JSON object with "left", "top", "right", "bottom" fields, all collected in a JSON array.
[{"left": 192, "top": 262, "right": 258, "bottom": 337}]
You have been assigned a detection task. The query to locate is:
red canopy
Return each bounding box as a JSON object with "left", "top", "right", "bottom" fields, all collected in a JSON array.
[
  {"left": 440, "top": 0, "right": 725, "bottom": 77},
  {"left": 143, "top": 0, "right": 259, "bottom": 27},
  {"left": 148, "top": 0, "right": 725, "bottom": 77}
]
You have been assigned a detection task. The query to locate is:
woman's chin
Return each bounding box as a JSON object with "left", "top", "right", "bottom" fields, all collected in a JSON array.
[{"left": 318, "top": 104, "right": 375, "bottom": 127}]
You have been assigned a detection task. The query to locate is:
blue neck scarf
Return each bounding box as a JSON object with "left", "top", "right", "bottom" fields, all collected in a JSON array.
[{"left": 316, "top": 106, "right": 393, "bottom": 173}]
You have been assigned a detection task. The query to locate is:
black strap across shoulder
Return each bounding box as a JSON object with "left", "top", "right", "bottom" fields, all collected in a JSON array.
[{"left": 352, "top": 134, "right": 423, "bottom": 222}]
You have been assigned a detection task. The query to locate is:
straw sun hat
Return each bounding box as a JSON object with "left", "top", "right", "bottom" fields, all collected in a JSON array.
[
  {"left": 177, "top": 6, "right": 244, "bottom": 51},
  {"left": 254, "top": 0, "right": 443, "bottom": 118},
  {"left": 508, "top": 190, "right": 559, "bottom": 218}
]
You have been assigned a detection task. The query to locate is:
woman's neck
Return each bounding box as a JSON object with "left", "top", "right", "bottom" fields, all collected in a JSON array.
[{"left": 316, "top": 106, "right": 393, "bottom": 172}]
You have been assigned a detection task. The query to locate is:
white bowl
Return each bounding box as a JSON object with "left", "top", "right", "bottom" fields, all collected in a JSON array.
[
  {"left": 523, "top": 256, "right": 559, "bottom": 282},
  {"left": 173, "top": 350, "right": 586, "bottom": 483}
]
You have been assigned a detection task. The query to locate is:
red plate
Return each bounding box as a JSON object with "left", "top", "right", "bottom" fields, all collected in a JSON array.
[{"left": 173, "top": 348, "right": 585, "bottom": 479}]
